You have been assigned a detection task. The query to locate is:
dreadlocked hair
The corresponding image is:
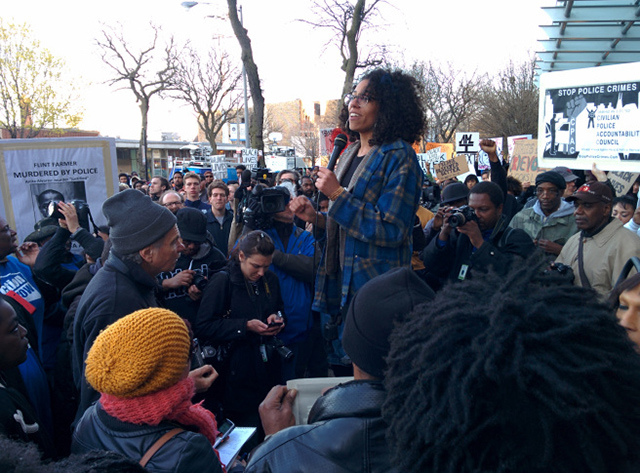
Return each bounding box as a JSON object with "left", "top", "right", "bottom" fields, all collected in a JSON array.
[{"left": 383, "top": 263, "right": 640, "bottom": 473}]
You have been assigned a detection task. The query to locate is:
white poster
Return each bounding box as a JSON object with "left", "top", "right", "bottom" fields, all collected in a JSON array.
[
  {"left": 0, "top": 137, "right": 116, "bottom": 242},
  {"left": 241, "top": 148, "right": 258, "bottom": 169},
  {"left": 455, "top": 132, "right": 480, "bottom": 154},
  {"left": 538, "top": 62, "right": 640, "bottom": 171}
]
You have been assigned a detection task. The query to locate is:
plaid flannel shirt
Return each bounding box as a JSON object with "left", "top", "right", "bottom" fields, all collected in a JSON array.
[{"left": 313, "top": 139, "right": 423, "bottom": 314}]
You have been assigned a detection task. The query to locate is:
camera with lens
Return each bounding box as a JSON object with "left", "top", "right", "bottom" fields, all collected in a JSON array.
[
  {"left": 242, "top": 184, "right": 291, "bottom": 230},
  {"left": 447, "top": 205, "right": 477, "bottom": 228},
  {"left": 191, "top": 273, "right": 208, "bottom": 291},
  {"left": 46, "top": 200, "right": 92, "bottom": 231},
  {"left": 265, "top": 337, "right": 294, "bottom": 361}
]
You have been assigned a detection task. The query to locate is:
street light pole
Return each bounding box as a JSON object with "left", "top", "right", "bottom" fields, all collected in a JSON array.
[{"left": 182, "top": 1, "right": 250, "bottom": 148}]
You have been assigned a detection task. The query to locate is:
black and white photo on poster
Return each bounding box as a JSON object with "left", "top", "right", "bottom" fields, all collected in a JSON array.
[
  {"left": 538, "top": 63, "right": 640, "bottom": 172},
  {"left": 0, "top": 137, "right": 116, "bottom": 241}
]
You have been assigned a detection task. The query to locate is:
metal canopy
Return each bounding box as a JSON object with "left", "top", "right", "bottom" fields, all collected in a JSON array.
[{"left": 537, "top": 0, "right": 640, "bottom": 77}]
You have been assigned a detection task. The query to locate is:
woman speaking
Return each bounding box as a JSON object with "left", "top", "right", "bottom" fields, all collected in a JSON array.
[{"left": 292, "top": 68, "right": 425, "bottom": 320}]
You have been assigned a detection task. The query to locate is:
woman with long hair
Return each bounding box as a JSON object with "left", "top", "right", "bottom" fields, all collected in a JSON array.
[
  {"left": 609, "top": 272, "right": 640, "bottom": 348},
  {"left": 196, "top": 230, "right": 284, "bottom": 435},
  {"left": 291, "top": 67, "right": 425, "bottom": 338}
]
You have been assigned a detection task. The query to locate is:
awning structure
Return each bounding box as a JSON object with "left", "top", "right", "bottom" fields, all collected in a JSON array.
[{"left": 537, "top": 0, "right": 640, "bottom": 78}]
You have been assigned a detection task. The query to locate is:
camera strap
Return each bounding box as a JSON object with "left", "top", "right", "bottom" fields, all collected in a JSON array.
[{"left": 577, "top": 233, "right": 592, "bottom": 289}]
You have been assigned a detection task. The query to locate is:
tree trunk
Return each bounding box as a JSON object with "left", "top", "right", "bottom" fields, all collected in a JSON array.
[
  {"left": 227, "top": 0, "right": 265, "bottom": 164},
  {"left": 139, "top": 100, "right": 150, "bottom": 180},
  {"left": 340, "top": 0, "right": 366, "bottom": 98}
]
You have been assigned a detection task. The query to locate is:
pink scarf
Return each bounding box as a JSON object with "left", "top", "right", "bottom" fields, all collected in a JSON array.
[{"left": 100, "top": 378, "right": 225, "bottom": 469}]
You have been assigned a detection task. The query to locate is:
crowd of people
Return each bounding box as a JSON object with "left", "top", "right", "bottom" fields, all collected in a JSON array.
[{"left": 2, "top": 66, "right": 640, "bottom": 472}]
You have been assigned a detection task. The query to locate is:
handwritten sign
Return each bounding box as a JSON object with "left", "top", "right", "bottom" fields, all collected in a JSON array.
[
  {"left": 609, "top": 171, "right": 640, "bottom": 196},
  {"left": 508, "top": 139, "right": 549, "bottom": 184},
  {"left": 434, "top": 154, "right": 469, "bottom": 180}
]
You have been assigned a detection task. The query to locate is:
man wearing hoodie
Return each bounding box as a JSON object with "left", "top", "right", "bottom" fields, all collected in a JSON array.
[{"left": 509, "top": 171, "right": 578, "bottom": 259}]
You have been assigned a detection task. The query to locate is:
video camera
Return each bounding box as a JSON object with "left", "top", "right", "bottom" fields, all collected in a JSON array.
[
  {"left": 251, "top": 168, "right": 274, "bottom": 184},
  {"left": 46, "top": 199, "right": 93, "bottom": 232},
  {"left": 447, "top": 205, "right": 477, "bottom": 228},
  {"left": 242, "top": 184, "right": 290, "bottom": 230}
]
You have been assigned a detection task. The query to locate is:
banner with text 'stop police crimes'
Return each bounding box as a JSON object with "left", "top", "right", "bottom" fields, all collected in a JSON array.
[{"left": 538, "top": 62, "right": 640, "bottom": 172}]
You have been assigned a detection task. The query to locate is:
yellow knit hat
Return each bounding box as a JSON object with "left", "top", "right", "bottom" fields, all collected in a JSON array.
[{"left": 85, "top": 308, "right": 191, "bottom": 398}]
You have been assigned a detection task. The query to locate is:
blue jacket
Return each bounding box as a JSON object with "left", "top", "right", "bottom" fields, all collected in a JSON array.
[
  {"left": 314, "top": 139, "right": 423, "bottom": 314},
  {"left": 266, "top": 225, "right": 315, "bottom": 345}
]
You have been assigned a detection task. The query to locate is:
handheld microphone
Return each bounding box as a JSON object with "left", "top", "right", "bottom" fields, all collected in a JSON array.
[{"left": 326, "top": 134, "right": 348, "bottom": 172}]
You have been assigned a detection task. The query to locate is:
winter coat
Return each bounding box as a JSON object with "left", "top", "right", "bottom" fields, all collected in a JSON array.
[
  {"left": 72, "top": 402, "right": 222, "bottom": 473},
  {"left": 72, "top": 253, "right": 159, "bottom": 420},
  {"left": 158, "top": 233, "right": 226, "bottom": 326},
  {"left": 422, "top": 214, "right": 536, "bottom": 284},
  {"left": 195, "top": 259, "right": 284, "bottom": 414},
  {"left": 245, "top": 380, "right": 396, "bottom": 473},
  {"left": 556, "top": 218, "right": 640, "bottom": 296},
  {"left": 509, "top": 200, "right": 578, "bottom": 256}
]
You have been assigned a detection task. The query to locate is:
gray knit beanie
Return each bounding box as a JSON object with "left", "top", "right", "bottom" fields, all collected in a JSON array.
[
  {"left": 343, "top": 267, "right": 435, "bottom": 379},
  {"left": 102, "top": 189, "right": 177, "bottom": 254}
]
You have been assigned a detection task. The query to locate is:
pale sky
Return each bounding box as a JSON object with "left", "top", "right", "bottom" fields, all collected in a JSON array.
[{"left": 2, "top": 0, "right": 554, "bottom": 141}]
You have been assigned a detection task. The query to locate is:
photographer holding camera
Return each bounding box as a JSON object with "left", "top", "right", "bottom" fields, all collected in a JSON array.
[
  {"left": 196, "top": 230, "right": 285, "bottom": 446},
  {"left": 158, "top": 208, "right": 226, "bottom": 326},
  {"left": 422, "top": 181, "right": 535, "bottom": 286}
]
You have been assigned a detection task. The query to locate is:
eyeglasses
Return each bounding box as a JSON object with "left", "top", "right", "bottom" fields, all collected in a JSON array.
[
  {"left": 536, "top": 187, "right": 560, "bottom": 197},
  {"left": 204, "top": 175, "right": 213, "bottom": 179},
  {"left": 163, "top": 201, "right": 182, "bottom": 207},
  {"left": 344, "top": 93, "right": 376, "bottom": 106}
]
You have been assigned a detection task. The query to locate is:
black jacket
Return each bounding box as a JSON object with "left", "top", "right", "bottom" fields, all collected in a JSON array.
[
  {"left": 422, "top": 214, "right": 535, "bottom": 284},
  {"left": 195, "top": 259, "right": 283, "bottom": 414},
  {"left": 72, "top": 402, "right": 222, "bottom": 473},
  {"left": 245, "top": 380, "right": 396, "bottom": 473},
  {"left": 72, "top": 253, "right": 159, "bottom": 420},
  {"left": 158, "top": 233, "right": 226, "bottom": 326},
  {"left": 205, "top": 208, "right": 234, "bottom": 257}
]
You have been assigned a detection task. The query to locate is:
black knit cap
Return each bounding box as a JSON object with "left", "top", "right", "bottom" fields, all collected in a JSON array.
[
  {"left": 176, "top": 207, "right": 207, "bottom": 243},
  {"left": 102, "top": 189, "right": 177, "bottom": 254},
  {"left": 343, "top": 267, "right": 435, "bottom": 378},
  {"left": 535, "top": 171, "right": 566, "bottom": 191}
]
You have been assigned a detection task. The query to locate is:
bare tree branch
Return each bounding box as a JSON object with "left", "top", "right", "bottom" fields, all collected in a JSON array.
[
  {"left": 96, "top": 23, "right": 177, "bottom": 179},
  {"left": 172, "top": 45, "right": 243, "bottom": 154}
]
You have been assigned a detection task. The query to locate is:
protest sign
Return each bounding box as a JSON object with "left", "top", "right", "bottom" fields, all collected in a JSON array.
[
  {"left": 0, "top": 137, "right": 116, "bottom": 242},
  {"left": 608, "top": 171, "right": 640, "bottom": 196},
  {"left": 241, "top": 148, "right": 258, "bottom": 169},
  {"left": 455, "top": 132, "right": 480, "bottom": 154},
  {"left": 434, "top": 155, "right": 469, "bottom": 180},
  {"left": 508, "top": 139, "right": 549, "bottom": 184},
  {"left": 417, "top": 143, "right": 454, "bottom": 177},
  {"left": 507, "top": 135, "right": 532, "bottom": 160},
  {"left": 538, "top": 63, "right": 640, "bottom": 172},
  {"left": 211, "top": 155, "right": 228, "bottom": 180}
]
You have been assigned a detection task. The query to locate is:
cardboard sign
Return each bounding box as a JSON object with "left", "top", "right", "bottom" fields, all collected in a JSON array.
[
  {"left": 455, "top": 132, "right": 480, "bottom": 154},
  {"left": 434, "top": 154, "right": 469, "bottom": 180},
  {"left": 609, "top": 171, "right": 640, "bottom": 196},
  {"left": 417, "top": 143, "right": 454, "bottom": 177},
  {"left": 508, "top": 139, "right": 549, "bottom": 184}
]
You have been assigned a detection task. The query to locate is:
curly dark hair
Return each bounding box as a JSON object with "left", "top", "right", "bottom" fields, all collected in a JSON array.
[
  {"left": 338, "top": 68, "right": 425, "bottom": 146},
  {"left": 383, "top": 263, "right": 640, "bottom": 473}
]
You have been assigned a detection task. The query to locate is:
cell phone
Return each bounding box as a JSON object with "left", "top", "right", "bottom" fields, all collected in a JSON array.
[
  {"left": 268, "top": 321, "right": 284, "bottom": 328},
  {"left": 213, "top": 419, "right": 235, "bottom": 448}
]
